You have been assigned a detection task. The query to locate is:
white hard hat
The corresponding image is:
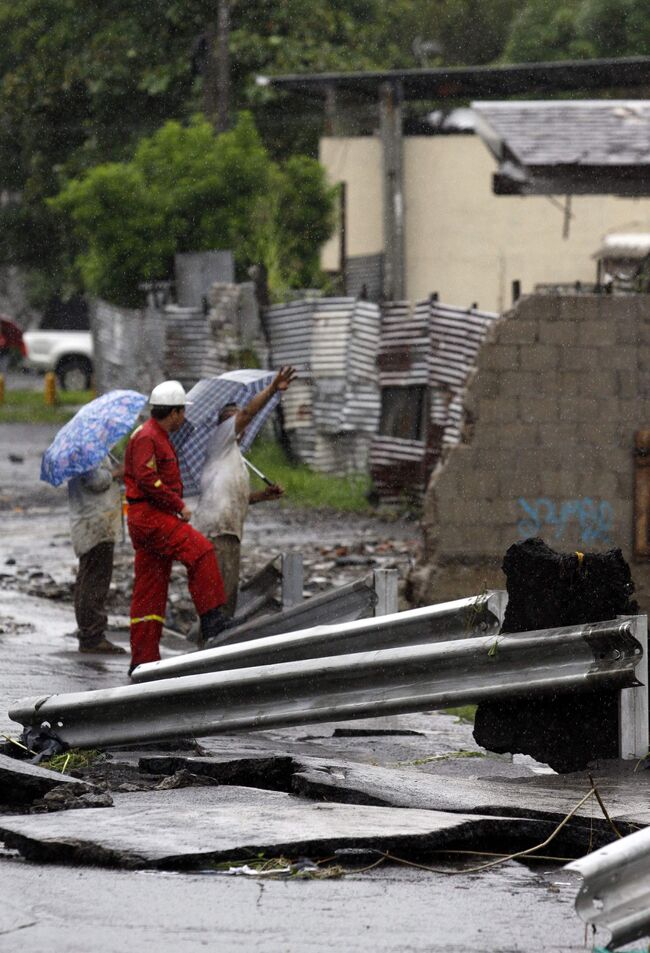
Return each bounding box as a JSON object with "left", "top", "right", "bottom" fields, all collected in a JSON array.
[{"left": 149, "top": 380, "right": 190, "bottom": 406}]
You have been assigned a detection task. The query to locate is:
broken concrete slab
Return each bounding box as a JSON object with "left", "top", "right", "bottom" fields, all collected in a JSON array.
[
  {"left": 0, "top": 752, "right": 90, "bottom": 806},
  {"left": 0, "top": 785, "right": 555, "bottom": 870},
  {"left": 290, "top": 758, "right": 650, "bottom": 833},
  {"left": 137, "top": 753, "right": 650, "bottom": 838}
]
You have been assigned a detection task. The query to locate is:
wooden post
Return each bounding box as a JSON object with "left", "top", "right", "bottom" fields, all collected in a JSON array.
[{"left": 282, "top": 552, "right": 303, "bottom": 610}]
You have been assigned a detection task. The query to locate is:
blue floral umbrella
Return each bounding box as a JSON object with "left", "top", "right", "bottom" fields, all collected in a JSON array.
[{"left": 41, "top": 390, "right": 147, "bottom": 487}]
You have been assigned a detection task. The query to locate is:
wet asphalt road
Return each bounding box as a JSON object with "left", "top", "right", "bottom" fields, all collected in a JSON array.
[{"left": 0, "top": 421, "right": 630, "bottom": 953}]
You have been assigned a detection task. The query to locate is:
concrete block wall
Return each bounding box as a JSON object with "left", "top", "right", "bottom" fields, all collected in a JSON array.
[{"left": 418, "top": 294, "right": 650, "bottom": 607}]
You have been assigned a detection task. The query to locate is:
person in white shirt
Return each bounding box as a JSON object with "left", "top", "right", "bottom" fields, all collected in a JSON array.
[
  {"left": 194, "top": 367, "right": 295, "bottom": 618},
  {"left": 68, "top": 457, "right": 126, "bottom": 653}
]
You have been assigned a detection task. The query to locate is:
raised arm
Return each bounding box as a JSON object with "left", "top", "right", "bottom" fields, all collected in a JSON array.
[{"left": 234, "top": 366, "right": 297, "bottom": 436}]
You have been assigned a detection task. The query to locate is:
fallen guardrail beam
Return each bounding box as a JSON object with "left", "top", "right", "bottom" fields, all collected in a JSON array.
[
  {"left": 206, "top": 568, "right": 402, "bottom": 650},
  {"left": 9, "top": 618, "right": 643, "bottom": 750},
  {"left": 132, "top": 590, "right": 507, "bottom": 683},
  {"left": 566, "top": 825, "right": 650, "bottom": 950}
]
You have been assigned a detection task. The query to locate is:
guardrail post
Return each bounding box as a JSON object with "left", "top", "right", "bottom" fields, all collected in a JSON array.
[
  {"left": 373, "top": 568, "right": 398, "bottom": 616},
  {"left": 281, "top": 552, "right": 303, "bottom": 610},
  {"left": 618, "top": 613, "right": 649, "bottom": 760}
]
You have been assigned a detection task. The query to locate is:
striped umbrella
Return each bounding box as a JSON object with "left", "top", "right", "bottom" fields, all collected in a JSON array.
[{"left": 171, "top": 369, "right": 279, "bottom": 494}]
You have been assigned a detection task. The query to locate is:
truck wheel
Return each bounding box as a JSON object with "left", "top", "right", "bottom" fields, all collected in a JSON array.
[{"left": 56, "top": 356, "right": 93, "bottom": 391}]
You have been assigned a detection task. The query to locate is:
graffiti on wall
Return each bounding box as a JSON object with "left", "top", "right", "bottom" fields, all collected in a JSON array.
[{"left": 517, "top": 497, "right": 614, "bottom": 546}]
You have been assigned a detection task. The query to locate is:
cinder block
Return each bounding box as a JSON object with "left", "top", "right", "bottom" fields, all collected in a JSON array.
[
  {"left": 559, "top": 296, "right": 598, "bottom": 323},
  {"left": 479, "top": 345, "right": 520, "bottom": 372},
  {"left": 499, "top": 370, "right": 542, "bottom": 398},
  {"left": 457, "top": 469, "right": 500, "bottom": 499},
  {"left": 616, "top": 369, "right": 638, "bottom": 400},
  {"left": 519, "top": 396, "right": 560, "bottom": 423},
  {"left": 555, "top": 372, "right": 582, "bottom": 398},
  {"left": 476, "top": 397, "right": 518, "bottom": 425},
  {"left": 558, "top": 397, "right": 599, "bottom": 422},
  {"left": 574, "top": 370, "right": 618, "bottom": 399},
  {"left": 599, "top": 345, "right": 638, "bottom": 370},
  {"left": 474, "top": 369, "right": 502, "bottom": 398},
  {"left": 523, "top": 344, "right": 560, "bottom": 372},
  {"left": 578, "top": 470, "right": 619, "bottom": 498},
  {"left": 496, "top": 320, "right": 539, "bottom": 345},
  {"left": 541, "top": 469, "right": 580, "bottom": 496},
  {"left": 537, "top": 423, "right": 578, "bottom": 447},
  {"left": 500, "top": 468, "right": 543, "bottom": 497},
  {"left": 616, "top": 321, "right": 641, "bottom": 345},
  {"left": 538, "top": 322, "right": 578, "bottom": 346},
  {"left": 559, "top": 347, "right": 599, "bottom": 372},
  {"left": 487, "top": 422, "right": 533, "bottom": 449},
  {"left": 578, "top": 321, "right": 617, "bottom": 347}
]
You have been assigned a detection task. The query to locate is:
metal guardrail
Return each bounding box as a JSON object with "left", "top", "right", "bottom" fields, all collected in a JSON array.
[
  {"left": 205, "top": 567, "right": 400, "bottom": 650},
  {"left": 566, "top": 825, "right": 650, "bottom": 950},
  {"left": 9, "top": 618, "right": 643, "bottom": 750},
  {"left": 132, "top": 590, "right": 506, "bottom": 683}
]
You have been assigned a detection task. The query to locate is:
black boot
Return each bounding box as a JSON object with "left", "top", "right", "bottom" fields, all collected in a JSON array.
[{"left": 199, "top": 606, "right": 237, "bottom": 648}]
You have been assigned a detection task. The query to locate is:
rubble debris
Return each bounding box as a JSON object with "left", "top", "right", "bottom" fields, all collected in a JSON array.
[
  {"left": 474, "top": 537, "right": 640, "bottom": 773},
  {"left": 139, "top": 755, "right": 295, "bottom": 792},
  {"left": 0, "top": 752, "right": 88, "bottom": 807},
  {"left": 0, "top": 785, "right": 556, "bottom": 870},
  {"left": 33, "top": 782, "right": 113, "bottom": 813},
  {"left": 155, "top": 769, "right": 220, "bottom": 790}
]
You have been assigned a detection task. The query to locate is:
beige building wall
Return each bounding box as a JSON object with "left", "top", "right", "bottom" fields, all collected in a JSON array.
[
  {"left": 321, "top": 134, "right": 650, "bottom": 312},
  {"left": 320, "top": 137, "right": 384, "bottom": 271}
]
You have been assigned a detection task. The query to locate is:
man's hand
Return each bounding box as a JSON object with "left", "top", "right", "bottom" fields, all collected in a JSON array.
[
  {"left": 272, "top": 366, "right": 297, "bottom": 393},
  {"left": 250, "top": 484, "right": 284, "bottom": 504},
  {"left": 180, "top": 505, "right": 192, "bottom": 522},
  {"left": 111, "top": 463, "right": 125, "bottom": 481}
]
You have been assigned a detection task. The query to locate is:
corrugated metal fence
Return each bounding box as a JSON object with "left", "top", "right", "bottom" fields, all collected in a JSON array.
[{"left": 264, "top": 296, "right": 382, "bottom": 475}]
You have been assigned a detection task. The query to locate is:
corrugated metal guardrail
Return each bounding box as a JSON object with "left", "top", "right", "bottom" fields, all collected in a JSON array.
[
  {"left": 566, "top": 825, "right": 650, "bottom": 950},
  {"left": 132, "top": 590, "right": 507, "bottom": 683},
  {"left": 208, "top": 569, "right": 395, "bottom": 651},
  {"left": 9, "top": 617, "right": 645, "bottom": 750}
]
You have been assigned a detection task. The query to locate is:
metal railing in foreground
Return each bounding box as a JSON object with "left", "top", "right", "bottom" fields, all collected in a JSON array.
[
  {"left": 131, "top": 590, "right": 507, "bottom": 683},
  {"left": 9, "top": 617, "right": 645, "bottom": 751},
  {"left": 566, "top": 825, "right": 650, "bottom": 951}
]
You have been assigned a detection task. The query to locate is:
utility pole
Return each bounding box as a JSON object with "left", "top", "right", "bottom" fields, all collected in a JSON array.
[
  {"left": 216, "top": 0, "right": 231, "bottom": 134},
  {"left": 201, "top": 0, "right": 231, "bottom": 134}
]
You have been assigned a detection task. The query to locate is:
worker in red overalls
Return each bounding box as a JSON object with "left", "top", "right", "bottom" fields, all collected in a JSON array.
[{"left": 124, "top": 379, "right": 232, "bottom": 674}]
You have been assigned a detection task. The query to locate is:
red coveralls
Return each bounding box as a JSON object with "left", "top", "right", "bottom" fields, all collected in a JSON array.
[{"left": 124, "top": 418, "right": 226, "bottom": 668}]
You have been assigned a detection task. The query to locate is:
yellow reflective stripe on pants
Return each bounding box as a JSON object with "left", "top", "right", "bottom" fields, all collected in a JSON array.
[{"left": 131, "top": 614, "right": 165, "bottom": 625}]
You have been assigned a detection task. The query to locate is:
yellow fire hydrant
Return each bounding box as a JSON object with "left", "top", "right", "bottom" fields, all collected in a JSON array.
[{"left": 44, "top": 371, "right": 57, "bottom": 406}]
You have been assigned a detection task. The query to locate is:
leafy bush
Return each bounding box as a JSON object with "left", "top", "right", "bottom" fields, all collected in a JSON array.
[{"left": 51, "top": 113, "right": 336, "bottom": 306}]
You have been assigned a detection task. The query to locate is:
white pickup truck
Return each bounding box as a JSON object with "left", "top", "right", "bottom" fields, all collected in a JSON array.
[{"left": 22, "top": 329, "right": 94, "bottom": 390}]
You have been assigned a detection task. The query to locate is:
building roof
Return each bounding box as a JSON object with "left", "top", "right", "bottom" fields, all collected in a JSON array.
[
  {"left": 259, "top": 56, "right": 650, "bottom": 101},
  {"left": 472, "top": 100, "right": 650, "bottom": 195},
  {"left": 593, "top": 233, "right": 650, "bottom": 261}
]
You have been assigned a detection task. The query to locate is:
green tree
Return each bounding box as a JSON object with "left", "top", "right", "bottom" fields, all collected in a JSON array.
[
  {"left": 576, "top": 0, "right": 650, "bottom": 58},
  {"left": 51, "top": 114, "right": 336, "bottom": 306},
  {"left": 502, "top": 0, "right": 590, "bottom": 63}
]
